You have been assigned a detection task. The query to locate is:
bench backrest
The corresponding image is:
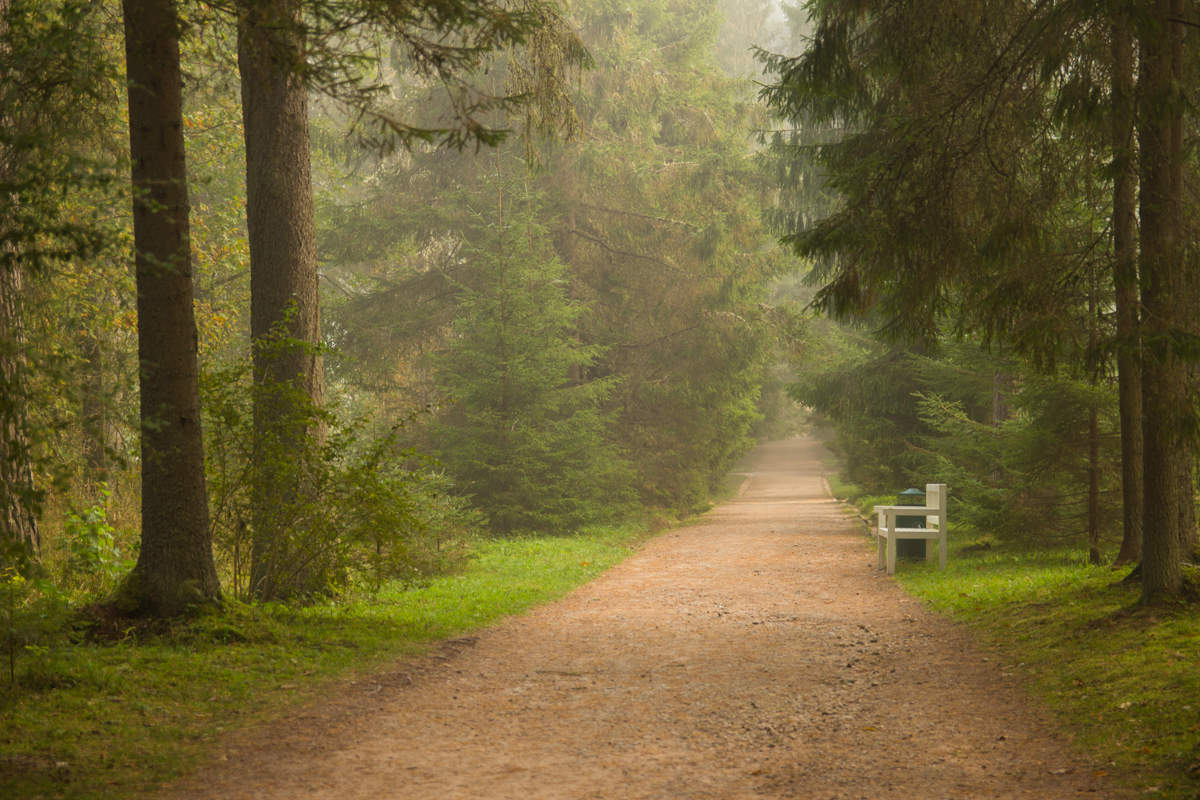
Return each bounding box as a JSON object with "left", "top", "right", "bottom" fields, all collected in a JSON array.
[{"left": 925, "top": 483, "right": 947, "bottom": 524}]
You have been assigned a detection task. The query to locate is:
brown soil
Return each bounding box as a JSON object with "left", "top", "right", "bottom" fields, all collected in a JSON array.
[{"left": 166, "top": 437, "right": 1127, "bottom": 799}]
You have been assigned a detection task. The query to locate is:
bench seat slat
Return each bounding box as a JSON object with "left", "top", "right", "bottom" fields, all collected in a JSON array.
[{"left": 881, "top": 529, "right": 941, "bottom": 538}]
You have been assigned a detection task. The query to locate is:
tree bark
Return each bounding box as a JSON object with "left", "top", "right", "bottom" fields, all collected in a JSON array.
[
  {"left": 1136, "top": 0, "right": 1187, "bottom": 601},
  {"left": 0, "top": 0, "right": 40, "bottom": 570},
  {"left": 237, "top": 0, "right": 323, "bottom": 599},
  {"left": 1110, "top": 4, "right": 1143, "bottom": 567},
  {"left": 0, "top": 261, "right": 39, "bottom": 568},
  {"left": 118, "top": 0, "right": 220, "bottom": 615}
]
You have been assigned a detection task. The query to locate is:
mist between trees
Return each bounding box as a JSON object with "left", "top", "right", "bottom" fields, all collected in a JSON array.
[
  {"left": 0, "top": 0, "right": 800, "bottom": 622},
  {"left": 1, "top": 0, "right": 1197, "bottom": 636}
]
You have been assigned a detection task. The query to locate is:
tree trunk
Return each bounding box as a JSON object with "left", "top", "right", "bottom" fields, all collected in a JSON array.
[
  {"left": 1110, "top": 4, "right": 1143, "bottom": 567},
  {"left": 80, "top": 332, "right": 109, "bottom": 487},
  {"left": 0, "top": 0, "right": 40, "bottom": 570},
  {"left": 0, "top": 262, "right": 39, "bottom": 568},
  {"left": 117, "top": 0, "right": 220, "bottom": 615},
  {"left": 1136, "top": 0, "right": 1187, "bottom": 601},
  {"left": 237, "top": 0, "right": 323, "bottom": 599},
  {"left": 1087, "top": 269, "right": 1101, "bottom": 566}
]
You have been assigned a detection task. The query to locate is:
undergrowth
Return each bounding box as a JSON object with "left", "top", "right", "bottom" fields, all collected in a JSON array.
[{"left": 0, "top": 523, "right": 647, "bottom": 799}]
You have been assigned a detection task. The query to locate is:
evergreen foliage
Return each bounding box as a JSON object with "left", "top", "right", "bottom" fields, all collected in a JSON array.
[
  {"left": 315, "top": 0, "right": 784, "bottom": 517},
  {"left": 760, "top": 1, "right": 1200, "bottom": 583},
  {"left": 0, "top": 0, "right": 794, "bottom": 614},
  {"left": 797, "top": 333, "right": 1123, "bottom": 549},
  {"left": 431, "top": 199, "right": 633, "bottom": 534},
  {"left": 0, "top": 0, "right": 123, "bottom": 573}
]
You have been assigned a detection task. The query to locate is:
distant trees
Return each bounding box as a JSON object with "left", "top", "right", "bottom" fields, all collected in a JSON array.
[
  {"left": 1109, "top": 3, "right": 1141, "bottom": 567},
  {"left": 318, "top": 0, "right": 782, "bottom": 519},
  {"left": 760, "top": 1, "right": 1198, "bottom": 600},
  {"left": 1, "top": 0, "right": 123, "bottom": 573},
  {"left": 537, "top": 0, "right": 781, "bottom": 509}
]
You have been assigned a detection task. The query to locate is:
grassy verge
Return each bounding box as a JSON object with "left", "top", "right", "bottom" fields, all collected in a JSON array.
[
  {"left": 1, "top": 523, "right": 649, "bottom": 800},
  {"left": 826, "top": 472, "right": 1200, "bottom": 795},
  {"left": 825, "top": 474, "right": 892, "bottom": 518},
  {"left": 889, "top": 544, "right": 1200, "bottom": 798}
]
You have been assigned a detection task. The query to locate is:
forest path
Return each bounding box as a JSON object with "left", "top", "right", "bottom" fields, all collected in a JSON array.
[{"left": 169, "top": 436, "right": 1122, "bottom": 799}]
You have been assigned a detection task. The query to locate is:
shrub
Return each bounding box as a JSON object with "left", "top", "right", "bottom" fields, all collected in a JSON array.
[{"left": 202, "top": 351, "right": 478, "bottom": 602}]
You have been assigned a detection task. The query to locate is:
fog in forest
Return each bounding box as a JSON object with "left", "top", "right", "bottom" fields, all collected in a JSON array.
[
  {"left": 2, "top": 0, "right": 1194, "bottom": 618},
  {"left": 5, "top": 4, "right": 1200, "bottom": 796}
]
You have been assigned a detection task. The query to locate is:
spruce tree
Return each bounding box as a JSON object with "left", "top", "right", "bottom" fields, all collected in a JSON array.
[
  {"left": 119, "top": 0, "right": 220, "bottom": 615},
  {"left": 432, "top": 187, "right": 631, "bottom": 534}
]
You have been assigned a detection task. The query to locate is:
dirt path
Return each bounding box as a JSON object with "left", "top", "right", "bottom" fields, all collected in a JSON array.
[{"left": 169, "top": 437, "right": 1124, "bottom": 799}]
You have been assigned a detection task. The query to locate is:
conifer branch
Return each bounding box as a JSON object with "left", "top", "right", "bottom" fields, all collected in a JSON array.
[{"left": 567, "top": 228, "right": 682, "bottom": 272}]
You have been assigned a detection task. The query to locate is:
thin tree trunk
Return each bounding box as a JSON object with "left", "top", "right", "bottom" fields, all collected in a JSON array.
[
  {"left": 118, "top": 0, "right": 219, "bottom": 615},
  {"left": 1111, "top": 3, "right": 1143, "bottom": 567},
  {"left": 237, "top": 0, "right": 322, "bottom": 599},
  {"left": 1087, "top": 269, "right": 1101, "bottom": 566},
  {"left": 80, "top": 333, "right": 108, "bottom": 486},
  {"left": 990, "top": 372, "right": 1010, "bottom": 426},
  {"left": 1136, "top": 0, "right": 1186, "bottom": 601}
]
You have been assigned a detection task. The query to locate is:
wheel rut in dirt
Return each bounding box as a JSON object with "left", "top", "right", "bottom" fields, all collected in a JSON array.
[{"left": 168, "top": 436, "right": 1123, "bottom": 799}]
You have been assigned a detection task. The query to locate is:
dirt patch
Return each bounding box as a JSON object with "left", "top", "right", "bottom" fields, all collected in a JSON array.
[{"left": 165, "top": 437, "right": 1127, "bottom": 799}]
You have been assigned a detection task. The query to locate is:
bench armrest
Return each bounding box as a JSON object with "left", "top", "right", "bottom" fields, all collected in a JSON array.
[{"left": 873, "top": 504, "right": 937, "bottom": 515}]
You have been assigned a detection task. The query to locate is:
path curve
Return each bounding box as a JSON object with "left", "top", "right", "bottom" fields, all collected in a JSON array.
[{"left": 170, "top": 437, "right": 1123, "bottom": 799}]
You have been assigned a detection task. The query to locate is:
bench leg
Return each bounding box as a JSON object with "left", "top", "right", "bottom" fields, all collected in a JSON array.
[
  {"left": 877, "top": 534, "right": 885, "bottom": 570},
  {"left": 886, "top": 535, "right": 897, "bottom": 575},
  {"left": 925, "top": 539, "right": 936, "bottom": 565},
  {"left": 938, "top": 532, "right": 947, "bottom": 570}
]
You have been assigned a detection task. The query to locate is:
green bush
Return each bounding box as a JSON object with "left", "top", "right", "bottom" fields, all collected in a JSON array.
[
  {"left": 59, "top": 485, "right": 131, "bottom": 596},
  {"left": 2, "top": 569, "right": 73, "bottom": 691},
  {"left": 201, "top": 349, "right": 479, "bottom": 602}
]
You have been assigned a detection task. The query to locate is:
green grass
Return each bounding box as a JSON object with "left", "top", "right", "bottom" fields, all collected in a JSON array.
[
  {"left": 0, "top": 524, "right": 649, "bottom": 799},
  {"left": 825, "top": 474, "right": 893, "bottom": 519},
  {"left": 892, "top": 543, "right": 1200, "bottom": 798}
]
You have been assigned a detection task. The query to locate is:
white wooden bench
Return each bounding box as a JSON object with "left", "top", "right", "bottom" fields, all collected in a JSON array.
[{"left": 873, "top": 483, "right": 948, "bottom": 575}]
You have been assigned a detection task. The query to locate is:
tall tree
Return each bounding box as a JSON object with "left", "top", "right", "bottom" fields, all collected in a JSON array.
[
  {"left": 0, "top": 229, "right": 39, "bottom": 569},
  {"left": 1136, "top": 0, "right": 1189, "bottom": 600},
  {"left": 235, "top": 0, "right": 323, "bottom": 598},
  {"left": 234, "top": 0, "right": 567, "bottom": 597},
  {"left": 1110, "top": 1, "right": 1142, "bottom": 566},
  {"left": 0, "top": 0, "right": 38, "bottom": 567},
  {"left": 118, "top": 0, "right": 220, "bottom": 615}
]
